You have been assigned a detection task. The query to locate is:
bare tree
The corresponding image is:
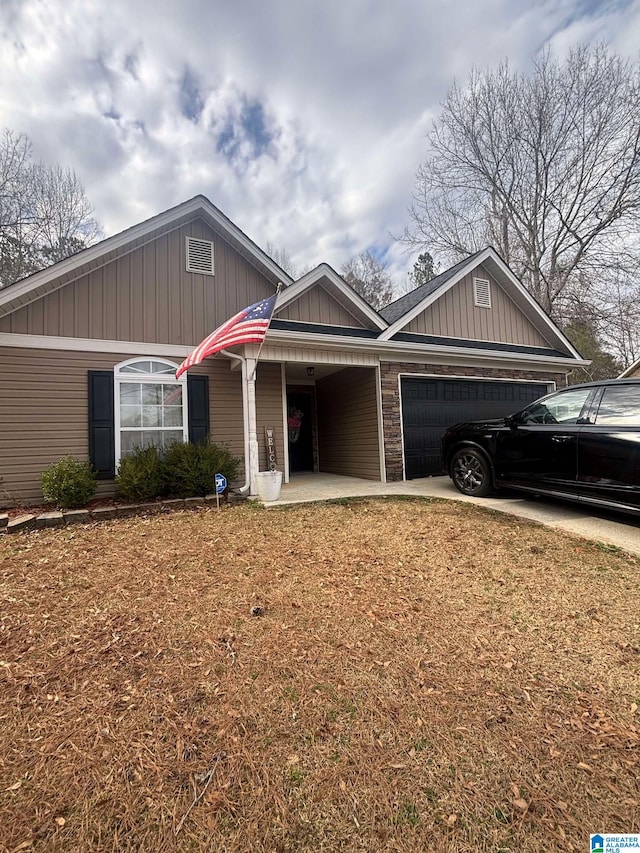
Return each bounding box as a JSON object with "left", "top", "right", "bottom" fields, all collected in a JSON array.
[
  {"left": 572, "top": 256, "right": 640, "bottom": 368},
  {"left": 406, "top": 45, "right": 640, "bottom": 319},
  {"left": 265, "top": 242, "right": 310, "bottom": 279},
  {"left": 0, "top": 129, "right": 101, "bottom": 288},
  {"left": 341, "top": 250, "right": 394, "bottom": 310}
]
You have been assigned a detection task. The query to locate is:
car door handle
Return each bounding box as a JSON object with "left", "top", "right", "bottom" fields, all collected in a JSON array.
[{"left": 551, "top": 435, "right": 573, "bottom": 443}]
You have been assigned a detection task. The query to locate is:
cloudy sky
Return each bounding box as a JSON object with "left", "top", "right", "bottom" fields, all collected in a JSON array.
[{"left": 1, "top": 0, "right": 639, "bottom": 285}]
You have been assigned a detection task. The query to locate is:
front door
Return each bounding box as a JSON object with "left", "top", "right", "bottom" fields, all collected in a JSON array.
[{"left": 287, "top": 390, "right": 314, "bottom": 472}]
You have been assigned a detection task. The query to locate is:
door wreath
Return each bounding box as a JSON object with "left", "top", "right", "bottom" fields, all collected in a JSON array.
[{"left": 288, "top": 406, "right": 304, "bottom": 443}]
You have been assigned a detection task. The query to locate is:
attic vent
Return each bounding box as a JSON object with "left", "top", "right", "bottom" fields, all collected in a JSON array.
[
  {"left": 186, "top": 237, "right": 215, "bottom": 275},
  {"left": 473, "top": 277, "right": 491, "bottom": 309}
]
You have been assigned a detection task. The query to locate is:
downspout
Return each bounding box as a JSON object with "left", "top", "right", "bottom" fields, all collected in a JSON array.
[{"left": 220, "top": 350, "right": 251, "bottom": 495}]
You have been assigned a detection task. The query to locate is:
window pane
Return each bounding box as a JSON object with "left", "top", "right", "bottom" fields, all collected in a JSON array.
[
  {"left": 121, "top": 431, "right": 145, "bottom": 454},
  {"left": 546, "top": 389, "right": 591, "bottom": 423},
  {"left": 142, "top": 384, "right": 163, "bottom": 405},
  {"left": 521, "top": 388, "right": 591, "bottom": 425},
  {"left": 120, "top": 383, "right": 141, "bottom": 405},
  {"left": 142, "top": 406, "right": 162, "bottom": 427},
  {"left": 121, "top": 405, "right": 142, "bottom": 427},
  {"left": 163, "top": 385, "right": 183, "bottom": 405},
  {"left": 163, "top": 406, "right": 183, "bottom": 427},
  {"left": 596, "top": 386, "right": 640, "bottom": 426},
  {"left": 120, "top": 360, "right": 152, "bottom": 374},
  {"left": 151, "top": 361, "right": 177, "bottom": 374},
  {"left": 141, "top": 431, "right": 165, "bottom": 449},
  {"left": 161, "top": 430, "right": 184, "bottom": 448}
]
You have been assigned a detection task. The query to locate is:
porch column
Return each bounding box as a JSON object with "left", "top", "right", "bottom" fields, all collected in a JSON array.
[{"left": 246, "top": 357, "right": 259, "bottom": 496}]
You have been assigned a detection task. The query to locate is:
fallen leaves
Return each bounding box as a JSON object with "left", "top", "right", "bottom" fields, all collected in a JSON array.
[{"left": 0, "top": 499, "right": 638, "bottom": 852}]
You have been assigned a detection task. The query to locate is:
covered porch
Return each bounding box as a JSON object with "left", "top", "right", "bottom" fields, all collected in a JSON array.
[{"left": 247, "top": 344, "right": 386, "bottom": 492}]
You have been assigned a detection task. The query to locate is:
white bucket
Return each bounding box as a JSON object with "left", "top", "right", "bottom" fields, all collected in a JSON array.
[{"left": 256, "top": 470, "right": 283, "bottom": 502}]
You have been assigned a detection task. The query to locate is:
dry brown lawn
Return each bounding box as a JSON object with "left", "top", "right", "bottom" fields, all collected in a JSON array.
[{"left": 0, "top": 497, "right": 638, "bottom": 852}]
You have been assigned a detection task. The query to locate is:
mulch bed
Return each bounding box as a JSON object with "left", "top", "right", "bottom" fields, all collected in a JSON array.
[{"left": 0, "top": 498, "right": 638, "bottom": 851}]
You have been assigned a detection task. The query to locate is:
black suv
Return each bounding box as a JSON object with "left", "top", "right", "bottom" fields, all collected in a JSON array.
[{"left": 441, "top": 379, "right": 640, "bottom": 516}]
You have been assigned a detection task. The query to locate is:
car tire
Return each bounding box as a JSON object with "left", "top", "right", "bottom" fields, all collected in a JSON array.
[{"left": 450, "top": 448, "right": 494, "bottom": 497}]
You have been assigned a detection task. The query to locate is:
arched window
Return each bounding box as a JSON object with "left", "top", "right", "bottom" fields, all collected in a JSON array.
[{"left": 114, "top": 358, "right": 188, "bottom": 466}]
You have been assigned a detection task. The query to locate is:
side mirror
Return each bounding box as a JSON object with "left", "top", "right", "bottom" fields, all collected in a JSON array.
[{"left": 507, "top": 412, "right": 523, "bottom": 428}]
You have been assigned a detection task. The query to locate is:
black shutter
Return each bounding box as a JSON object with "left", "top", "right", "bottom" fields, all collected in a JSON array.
[
  {"left": 88, "top": 370, "right": 115, "bottom": 479},
  {"left": 188, "top": 374, "right": 210, "bottom": 444}
]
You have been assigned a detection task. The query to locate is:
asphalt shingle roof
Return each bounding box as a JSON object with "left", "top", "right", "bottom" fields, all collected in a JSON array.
[{"left": 380, "top": 249, "right": 487, "bottom": 324}]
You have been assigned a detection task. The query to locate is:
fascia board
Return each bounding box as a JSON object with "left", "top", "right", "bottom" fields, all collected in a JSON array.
[
  {"left": 0, "top": 332, "right": 193, "bottom": 356},
  {"left": 0, "top": 196, "right": 293, "bottom": 315},
  {"left": 274, "top": 266, "right": 326, "bottom": 308},
  {"left": 275, "top": 264, "right": 387, "bottom": 331},
  {"left": 265, "top": 327, "right": 590, "bottom": 368},
  {"left": 379, "top": 249, "right": 494, "bottom": 340},
  {"left": 618, "top": 357, "right": 640, "bottom": 378},
  {"left": 0, "top": 328, "right": 590, "bottom": 369}
]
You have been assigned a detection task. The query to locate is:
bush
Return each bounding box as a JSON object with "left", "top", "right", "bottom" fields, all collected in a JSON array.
[
  {"left": 162, "top": 440, "right": 240, "bottom": 499},
  {"left": 41, "top": 456, "right": 97, "bottom": 509},
  {"left": 115, "top": 445, "right": 164, "bottom": 502},
  {"left": 115, "top": 440, "right": 241, "bottom": 502}
]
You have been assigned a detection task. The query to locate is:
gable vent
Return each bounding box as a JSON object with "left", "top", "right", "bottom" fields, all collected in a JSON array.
[
  {"left": 473, "top": 277, "right": 491, "bottom": 309},
  {"left": 186, "top": 237, "right": 215, "bottom": 275}
]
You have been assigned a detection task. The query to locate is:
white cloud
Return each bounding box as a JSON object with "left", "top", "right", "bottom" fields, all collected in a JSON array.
[{"left": 1, "top": 0, "right": 639, "bottom": 287}]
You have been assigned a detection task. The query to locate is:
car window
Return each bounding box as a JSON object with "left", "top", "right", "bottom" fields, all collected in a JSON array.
[
  {"left": 594, "top": 385, "right": 640, "bottom": 426},
  {"left": 520, "top": 387, "right": 592, "bottom": 425}
]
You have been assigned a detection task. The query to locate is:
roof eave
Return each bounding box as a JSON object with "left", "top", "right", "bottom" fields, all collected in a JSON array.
[{"left": 266, "top": 327, "right": 589, "bottom": 368}]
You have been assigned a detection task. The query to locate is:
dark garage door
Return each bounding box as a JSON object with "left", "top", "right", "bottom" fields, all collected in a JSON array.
[{"left": 401, "top": 377, "right": 550, "bottom": 479}]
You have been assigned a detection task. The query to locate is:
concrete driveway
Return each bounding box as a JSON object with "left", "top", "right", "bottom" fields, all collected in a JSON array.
[{"left": 267, "top": 473, "right": 640, "bottom": 558}]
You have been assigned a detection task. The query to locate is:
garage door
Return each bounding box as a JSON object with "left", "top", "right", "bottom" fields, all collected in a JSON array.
[{"left": 401, "top": 377, "right": 550, "bottom": 479}]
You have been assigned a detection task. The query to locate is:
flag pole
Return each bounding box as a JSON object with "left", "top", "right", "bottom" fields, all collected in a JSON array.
[{"left": 249, "top": 283, "right": 282, "bottom": 382}]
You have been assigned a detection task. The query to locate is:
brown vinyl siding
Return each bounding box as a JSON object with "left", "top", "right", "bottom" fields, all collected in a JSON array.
[
  {"left": 406, "top": 264, "right": 551, "bottom": 347},
  {"left": 255, "top": 363, "right": 285, "bottom": 472},
  {"left": 277, "top": 284, "right": 367, "bottom": 328},
  {"left": 315, "top": 367, "right": 380, "bottom": 480},
  {"left": 0, "top": 347, "right": 244, "bottom": 504},
  {"left": 0, "top": 219, "right": 276, "bottom": 346}
]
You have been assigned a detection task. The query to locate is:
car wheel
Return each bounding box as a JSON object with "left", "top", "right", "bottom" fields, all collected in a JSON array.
[{"left": 451, "top": 448, "right": 494, "bottom": 497}]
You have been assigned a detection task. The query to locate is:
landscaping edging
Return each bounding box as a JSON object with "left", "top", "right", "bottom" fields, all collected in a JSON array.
[{"left": 0, "top": 492, "right": 246, "bottom": 535}]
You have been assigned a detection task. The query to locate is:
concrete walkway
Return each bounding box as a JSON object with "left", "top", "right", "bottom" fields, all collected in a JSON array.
[{"left": 264, "top": 472, "right": 640, "bottom": 557}]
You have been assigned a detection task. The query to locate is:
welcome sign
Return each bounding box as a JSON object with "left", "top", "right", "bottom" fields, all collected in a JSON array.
[{"left": 264, "top": 427, "right": 278, "bottom": 471}]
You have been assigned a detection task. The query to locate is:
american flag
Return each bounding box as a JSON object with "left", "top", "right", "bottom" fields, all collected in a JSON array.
[{"left": 175, "top": 294, "right": 277, "bottom": 379}]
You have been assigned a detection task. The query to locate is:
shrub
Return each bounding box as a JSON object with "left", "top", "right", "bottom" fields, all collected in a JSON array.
[
  {"left": 162, "top": 440, "right": 240, "bottom": 498},
  {"left": 115, "top": 445, "right": 164, "bottom": 502},
  {"left": 41, "top": 456, "right": 97, "bottom": 509}
]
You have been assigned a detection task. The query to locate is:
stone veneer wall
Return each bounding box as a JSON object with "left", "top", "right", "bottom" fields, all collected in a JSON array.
[{"left": 380, "top": 361, "right": 568, "bottom": 482}]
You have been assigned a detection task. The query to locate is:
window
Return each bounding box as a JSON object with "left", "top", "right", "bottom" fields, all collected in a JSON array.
[
  {"left": 473, "top": 277, "right": 491, "bottom": 308},
  {"left": 594, "top": 385, "right": 640, "bottom": 426},
  {"left": 186, "top": 236, "right": 215, "bottom": 275},
  {"left": 520, "top": 387, "right": 592, "bottom": 425},
  {"left": 114, "top": 358, "right": 188, "bottom": 465}
]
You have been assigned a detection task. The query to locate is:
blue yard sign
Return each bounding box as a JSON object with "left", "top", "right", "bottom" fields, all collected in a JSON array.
[{"left": 215, "top": 473, "right": 227, "bottom": 494}]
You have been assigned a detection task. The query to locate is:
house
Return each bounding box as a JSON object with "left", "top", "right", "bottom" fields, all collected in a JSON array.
[
  {"left": 619, "top": 357, "right": 640, "bottom": 379},
  {"left": 0, "top": 196, "right": 587, "bottom": 504}
]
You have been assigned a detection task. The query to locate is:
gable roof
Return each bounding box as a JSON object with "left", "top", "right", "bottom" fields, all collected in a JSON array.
[
  {"left": 380, "top": 250, "right": 486, "bottom": 324},
  {"left": 0, "top": 195, "right": 294, "bottom": 321},
  {"left": 275, "top": 263, "right": 388, "bottom": 332},
  {"left": 378, "top": 247, "right": 582, "bottom": 359}
]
